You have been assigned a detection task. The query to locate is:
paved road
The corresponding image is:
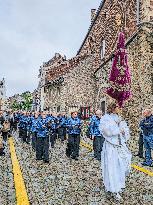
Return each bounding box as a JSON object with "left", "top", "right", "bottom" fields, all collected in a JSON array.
[
  {"left": 0, "top": 140, "right": 16, "bottom": 205},
  {"left": 14, "top": 135, "right": 153, "bottom": 205},
  {"left": 1, "top": 134, "right": 153, "bottom": 205}
]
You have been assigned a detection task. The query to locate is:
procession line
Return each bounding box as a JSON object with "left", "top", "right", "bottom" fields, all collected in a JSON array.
[
  {"left": 80, "top": 141, "right": 153, "bottom": 177},
  {"left": 8, "top": 137, "right": 30, "bottom": 205}
]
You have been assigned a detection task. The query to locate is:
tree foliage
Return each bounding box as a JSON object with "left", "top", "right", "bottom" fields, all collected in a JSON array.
[{"left": 11, "top": 91, "right": 33, "bottom": 111}]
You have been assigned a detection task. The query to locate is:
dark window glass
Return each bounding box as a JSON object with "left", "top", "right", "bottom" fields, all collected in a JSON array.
[{"left": 101, "top": 101, "right": 106, "bottom": 114}]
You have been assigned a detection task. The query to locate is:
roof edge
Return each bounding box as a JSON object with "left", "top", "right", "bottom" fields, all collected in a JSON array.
[{"left": 77, "top": 0, "right": 106, "bottom": 55}]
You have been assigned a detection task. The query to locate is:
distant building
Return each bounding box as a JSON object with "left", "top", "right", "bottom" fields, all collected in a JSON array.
[
  {"left": 0, "top": 78, "right": 6, "bottom": 110},
  {"left": 31, "top": 89, "right": 40, "bottom": 112}
]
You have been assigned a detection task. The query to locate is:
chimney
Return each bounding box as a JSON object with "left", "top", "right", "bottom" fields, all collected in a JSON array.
[
  {"left": 55, "top": 53, "right": 60, "bottom": 58},
  {"left": 91, "top": 9, "right": 96, "bottom": 23}
]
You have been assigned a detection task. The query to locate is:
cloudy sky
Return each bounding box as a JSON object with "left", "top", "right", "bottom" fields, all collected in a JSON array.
[{"left": 0, "top": 0, "right": 101, "bottom": 97}]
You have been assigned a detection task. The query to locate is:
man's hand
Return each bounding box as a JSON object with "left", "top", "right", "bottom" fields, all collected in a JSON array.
[
  {"left": 120, "top": 129, "right": 125, "bottom": 135},
  {"left": 92, "top": 135, "right": 94, "bottom": 140}
]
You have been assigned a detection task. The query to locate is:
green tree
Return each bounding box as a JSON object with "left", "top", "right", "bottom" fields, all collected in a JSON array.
[
  {"left": 11, "top": 100, "right": 20, "bottom": 110},
  {"left": 11, "top": 91, "right": 33, "bottom": 111},
  {"left": 21, "top": 91, "right": 33, "bottom": 111}
]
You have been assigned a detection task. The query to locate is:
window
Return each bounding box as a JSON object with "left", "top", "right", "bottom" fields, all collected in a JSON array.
[
  {"left": 151, "top": 73, "right": 153, "bottom": 95},
  {"left": 80, "top": 107, "right": 90, "bottom": 119},
  {"left": 150, "top": 43, "right": 153, "bottom": 53},
  {"left": 57, "top": 87, "right": 60, "bottom": 96},
  {"left": 101, "top": 100, "right": 106, "bottom": 114},
  {"left": 57, "top": 106, "right": 60, "bottom": 112},
  {"left": 101, "top": 39, "right": 106, "bottom": 59},
  {"left": 36, "top": 99, "right": 39, "bottom": 104},
  {"left": 109, "top": 57, "right": 113, "bottom": 67}
]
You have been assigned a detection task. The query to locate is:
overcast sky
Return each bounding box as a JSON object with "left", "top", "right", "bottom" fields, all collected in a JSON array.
[{"left": 0, "top": 0, "right": 101, "bottom": 97}]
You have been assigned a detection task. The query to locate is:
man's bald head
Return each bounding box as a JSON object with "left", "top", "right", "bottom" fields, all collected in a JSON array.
[
  {"left": 143, "top": 109, "right": 152, "bottom": 117},
  {"left": 95, "top": 110, "right": 102, "bottom": 117}
]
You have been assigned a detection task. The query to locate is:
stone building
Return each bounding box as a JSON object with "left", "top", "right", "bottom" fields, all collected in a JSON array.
[
  {"left": 38, "top": 53, "right": 67, "bottom": 111},
  {"left": 0, "top": 78, "right": 6, "bottom": 110},
  {"left": 38, "top": 0, "right": 153, "bottom": 148},
  {"left": 31, "top": 89, "right": 40, "bottom": 112}
]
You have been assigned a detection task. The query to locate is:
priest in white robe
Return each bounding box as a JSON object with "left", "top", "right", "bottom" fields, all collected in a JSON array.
[{"left": 99, "top": 103, "right": 132, "bottom": 201}]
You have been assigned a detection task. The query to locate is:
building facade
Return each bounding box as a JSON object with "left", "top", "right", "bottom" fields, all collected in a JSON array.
[
  {"left": 31, "top": 89, "right": 40, "bottom": 112},
  {"left": 0, "top": 78, "right": 6, "bottom": 110},
  {"left": 38, "top": 0, "right": 153, "bottom": 149}
]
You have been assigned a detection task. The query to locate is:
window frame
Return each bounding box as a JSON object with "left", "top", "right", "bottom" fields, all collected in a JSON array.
[{"left": 101, "top": 39, "right": 106, "bottom": 59}]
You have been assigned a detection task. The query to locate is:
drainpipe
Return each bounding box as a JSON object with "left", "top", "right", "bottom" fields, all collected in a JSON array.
[{"left": 137, "top": 0, "right": 140, "bottom": 25}]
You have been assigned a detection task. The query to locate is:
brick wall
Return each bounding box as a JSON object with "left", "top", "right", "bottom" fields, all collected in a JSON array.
[
  {"left": 38, "top": 0, "right": 153, "bottom": 151},
  {"left": 44, "top": 56, "right": 97, "bottom": 113},
  {"left": 77, "top": 0, "right": 137, "bottom": 71}
]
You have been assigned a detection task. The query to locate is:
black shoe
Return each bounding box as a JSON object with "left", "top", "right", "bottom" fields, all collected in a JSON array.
[
  {"left": 141, "top": 161, "right": 153, "bottom": 167},
  {"left": 71, "top": 156, "right": 78, "bottom": 161},
  {"left": 66, "top": 148, "right": 71, "bottom": 158},
  {"left": 135, "top": 154, "right": 144, "bottom": 158},
  {"left": 44, "top": 160, "right": 49, "bottom": 163}
]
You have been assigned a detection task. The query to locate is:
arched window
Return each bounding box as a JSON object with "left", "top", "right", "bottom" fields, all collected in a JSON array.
[{"left": 101, "top": 39, "right": 106, "bottom": 59}]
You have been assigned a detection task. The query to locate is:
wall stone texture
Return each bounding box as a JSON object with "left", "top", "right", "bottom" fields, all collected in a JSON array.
[
  {"left": 44, "top": 56, "right": 97, "bottom": 114},
  {"left": 38, "top": 0, "right": 153, "bottom": 151},
  {"left": 95, "top": 23, "right": 153, "bottom": 151}
]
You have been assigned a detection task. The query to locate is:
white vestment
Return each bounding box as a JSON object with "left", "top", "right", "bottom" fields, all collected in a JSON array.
[{"left": 99, "top": 113, "right": 132, "bottom": 193}]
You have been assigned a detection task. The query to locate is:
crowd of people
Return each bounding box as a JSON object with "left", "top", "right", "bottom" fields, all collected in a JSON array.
[
  {"left": 0, "top": 110, "right": 83, "bottom": 162},
  {"left": 0, "top": 103, "right": 152, "bottom": 201}
]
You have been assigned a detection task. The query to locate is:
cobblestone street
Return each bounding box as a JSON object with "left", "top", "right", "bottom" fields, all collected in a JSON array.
[
  {"left": 1, "top": 135, "right": 153, "bottom": 205},
  {"left": 0, "top": 0, "right": 153, "bottom": 204},
  {"left": 0, "top": 141, "right": 16, "bottom": 205}
]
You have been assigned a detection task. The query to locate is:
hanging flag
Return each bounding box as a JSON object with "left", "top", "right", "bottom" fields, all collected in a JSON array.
[{"left": 106, "top": 32, "right": 132, "bottom": 107}]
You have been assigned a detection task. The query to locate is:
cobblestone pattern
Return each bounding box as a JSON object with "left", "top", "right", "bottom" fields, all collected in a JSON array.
[
  {"left": 14, "top": 135, "right": 153, "bottom": 205},
  {"left": 0, "top": 141, "right": 16, "bottom": 205}
]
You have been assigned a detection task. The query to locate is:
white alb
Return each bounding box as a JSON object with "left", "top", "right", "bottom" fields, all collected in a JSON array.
[{"left": 99, "top": 113, "right": 132, "bottom": 194}]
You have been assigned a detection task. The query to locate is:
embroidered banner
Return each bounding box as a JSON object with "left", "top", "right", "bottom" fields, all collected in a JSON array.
[{"left": 106, "top": 32, "right": 132, "bottom": 107}]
